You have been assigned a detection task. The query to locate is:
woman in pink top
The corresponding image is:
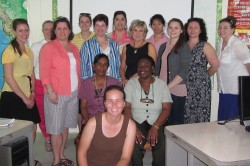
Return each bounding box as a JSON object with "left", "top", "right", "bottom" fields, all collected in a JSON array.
[
  {"left": 147, "top": 14, "right": 169, "bottom": 54},
  {"left": 107, "top": 11, "right": 132, "bottom": 54},
  {"left": 40, "top": 17, "right": 81, "bottom": 166}
]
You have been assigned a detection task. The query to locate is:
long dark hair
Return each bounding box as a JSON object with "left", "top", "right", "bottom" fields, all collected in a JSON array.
[
  {"left": 168, "top": 18, "right": 184, "bottom": 53},
  {"left": 11, "top": 18, "right": 29, "bottom": 56},
  {"left": 184, "top": 17, "right": 208, "bottom": 42}
]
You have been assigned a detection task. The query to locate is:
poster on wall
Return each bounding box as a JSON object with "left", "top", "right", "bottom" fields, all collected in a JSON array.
[{"left": 227, "top": 0, "right": 250, "bottom": 49}]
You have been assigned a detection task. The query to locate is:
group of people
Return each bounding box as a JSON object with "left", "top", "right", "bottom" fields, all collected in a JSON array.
[{"left": 0, "top": 10, "right": 249, "bottom": 166}]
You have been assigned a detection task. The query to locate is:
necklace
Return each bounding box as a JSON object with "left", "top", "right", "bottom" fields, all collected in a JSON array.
[
  {"left": 134, "top": 41, "right": 144, "bottom": 54},
  {"left": 94, "top": 76, "right": 107, "bottom": 97}
]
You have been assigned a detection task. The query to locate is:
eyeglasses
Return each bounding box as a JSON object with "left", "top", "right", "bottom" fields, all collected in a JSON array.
[
  {"left": 140, "top": 98, "right": 154, "bottom": 104},
  {"left": 80, "top": 13, "right": 91, "bottom": 17},
  {"left": 140, "top": 82, "right": 154, "bottom": 104}
]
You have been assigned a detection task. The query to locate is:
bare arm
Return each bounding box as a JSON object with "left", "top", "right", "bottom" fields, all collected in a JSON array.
[
  {"left": 4, "top": 63, "right": 34, "bottom": 108},
  {"left": 116, "top": 119, "right": 136, "bottom": 166},
  {"left": 30, "top": 68, "right": 36, "bottom": 98},
  {"left": 204, "top": 42, "right": 219, "bottom": 76},
  {"left": 120, "top": 46, "right": 128, "bottom": 86},
  {"left": 77, "top": 117, "right": 96, "bottom": 166},
  {"left": 148, "top": 43, "right": 157, "bottom": 62},
  {"left": 80, "top": 99, "right": 89, "bottom": 123},
  {"left": 168, "top": 75, "right": 183, "bottom": 90},
  {"left": 123, "top": 102, "right": 133, "bottom": 119},
  {"left": 147, "top": 102, "right": 171, "bottom": 146}
]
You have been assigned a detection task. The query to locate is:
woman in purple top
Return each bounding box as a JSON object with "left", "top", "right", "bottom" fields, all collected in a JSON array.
[{"left": 78, "top": 53, "right": 121, "bottom": 127}]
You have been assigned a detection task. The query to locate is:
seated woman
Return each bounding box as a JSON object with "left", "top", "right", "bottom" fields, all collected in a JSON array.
[
  {"left": 77, "top": 85, "right": 136, "bottom": 166},
  {"left": 76, "top": 54, "right": 121, "bottom": 144},
  {"left": 124, "top": 55, "right": 172, "bottom": 166}
]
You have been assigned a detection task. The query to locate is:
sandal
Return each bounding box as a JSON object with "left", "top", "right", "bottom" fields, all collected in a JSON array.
[
  {"left": 52, "top": 162, "right": 61, "bottom": 166},
  {"left": 34, "top": 160, "right": 41, "bottom": 166},
  {"left": 61, "top": 158, "right": 73, "bottom": 166}
]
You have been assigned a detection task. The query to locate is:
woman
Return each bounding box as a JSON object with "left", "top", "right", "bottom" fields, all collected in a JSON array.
[
  {"left": 147, "top": 14, "right": 169, "bottom": 53},
  {"left": 31, "top": 20, "right": 54, "bottom": 152},
  {"left": 78, "top": 85, "right": 136, "bottom": 166},
  {"left": 184, "top": 18, "right": 219, "bottom": 123},
  {"left": 107, "top": 10, "right": 131, "bottom": 54},
  {"left": 71, "top": 13, "right": 94, "bottom": 50},
  {"left": 0, "top": 18, "right": 41, "bottom": 166},
  {"left": 120, "top": 19, "right": 157, "bottom": 86},
  {"left": 76, "top": 54, "right": 121, "bottom": 145},
  {"left": 217, "top": 16, "right": 250, "bottom": 121},
  {"left": 40, "top": 17, "right": 81, "bottom": 166},
  {"left": 124, "top": 56, "right": 172, "bottom": 166},
  {"left": 71, "top": 12, "right": 94, "bottom": 140},
  {"left": 80, "top": 14, "right": 121, "bottom": 81},
  {"left": 155, "top": 18, "right": 191, "bottom": 125}
]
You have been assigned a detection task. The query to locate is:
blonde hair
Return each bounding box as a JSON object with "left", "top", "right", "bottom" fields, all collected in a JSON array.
[{"left": 129, "top": 19, "right": 148, "bottom": 37}]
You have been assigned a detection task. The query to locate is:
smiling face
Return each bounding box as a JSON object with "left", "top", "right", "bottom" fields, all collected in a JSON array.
[
  {"left": 114, "top": 14, "right": 126, "bottom": 31},
  {"left": 94, "top": 21, "right": 108, "bottom": 37},
  {"left": 42, "top": 22, "right": 53, "bottom": 41},
  {"left": 131, "top": 26, "right": 146, "bottom": 41},
  {"left": 137, "top": 58, "right": 154, "bottom": 79},
  {"left": 168, "top": 21, "right": 183, "bottom": 39},
  {"left": 187, "top": 21, "right": 201, "bottom": 39},
  {"left": 14, "top": 23, "right": 30, "bottom": 44},
  {"left": 79, "top": 16, "right": 92, "bottom": 32},
  {"left": 54, "top": 22, "right": 71, "bottom": 41},
  {"left": 218, "top": 21, "right": 234, "bottom": 41},
  {"left": 151, "top": 19, "right": 164, "bottom": 35},
  {"left": 104, "top": 89, "right": 125, "bottom": 117}
]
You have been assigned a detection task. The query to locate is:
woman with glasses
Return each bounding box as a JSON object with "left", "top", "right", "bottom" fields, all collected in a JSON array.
[
  {"left": 71, "top": 12, "right": 94, "bottom": 143},
  {"left": 40, "top": 17, "right": 81, "bottom": 166},
  {"left": 78, "top": 85, "right": 136, "bottom": 166},
  {"left": 217, "top": 16, "right": 250, "bottom": 121},
  {"left": 76, "top": 54, "right": 120, "bottom": 145},
  {"left": 107, "top": 10, "right": 131, "bottom": 54},
  {"left": 120, "top": 19, "right": 157, "bottom": 86},
  {"left": 72, "top": 13, "right": 94, "bottom": 50},
  {"left": 124, "top": 55, "right": 172, "bottom": 166}
]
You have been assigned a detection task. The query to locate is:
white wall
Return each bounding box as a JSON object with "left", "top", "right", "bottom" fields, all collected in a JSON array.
[
  {"left": 71, "top": 0, "right": 192, "bottom": 38},
  {"left": 26, "top": 0, "right": 70, "bottom": 45},
  {"left": 27, "top": 0, "right": 222, "bottom": 122}
]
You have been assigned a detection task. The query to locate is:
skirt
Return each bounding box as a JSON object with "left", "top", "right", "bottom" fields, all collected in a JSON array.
[{"left": 0, "top": 92, "right": 41, "bottom": 124}]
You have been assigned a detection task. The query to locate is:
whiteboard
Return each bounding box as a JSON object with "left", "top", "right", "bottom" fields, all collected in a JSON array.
[{"left": 71, "top": 0, "right": 192, "bottom": 38}]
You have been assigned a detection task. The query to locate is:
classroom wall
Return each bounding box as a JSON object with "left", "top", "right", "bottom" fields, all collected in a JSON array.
[{"left": 26, "top": 0, "right": 222, "bottom": 121}]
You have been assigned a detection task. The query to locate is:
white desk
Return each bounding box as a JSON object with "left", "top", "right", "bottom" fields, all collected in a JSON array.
[
  {"left": 0, "top": 119, "right": 34, "bottom": 165},
  {"left": 165, "top": 121, "right": 250, "bottom": 166}
]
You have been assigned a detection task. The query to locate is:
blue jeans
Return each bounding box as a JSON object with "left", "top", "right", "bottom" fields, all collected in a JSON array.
[{"left": 168, "top": 94, "right": 186, "bottom": 125}]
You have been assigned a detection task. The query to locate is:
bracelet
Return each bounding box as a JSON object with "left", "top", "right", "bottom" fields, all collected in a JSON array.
[
  {"left": 152, "top": 124, "right": 159, "bottom": 129},
  {"left": 47, "top": 90, "right": 54, "bottom": 94}
]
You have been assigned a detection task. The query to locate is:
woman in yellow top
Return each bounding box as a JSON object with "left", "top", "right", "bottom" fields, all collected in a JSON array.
[
  {"left": 71, "top": 13, "right": 95, "bottom": 141},
  {"left": 0, "top": 18, "right": 40, "bottom": 139},
  {"left": 71, "top": 13, "right": 95, "bottom": 50}
]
